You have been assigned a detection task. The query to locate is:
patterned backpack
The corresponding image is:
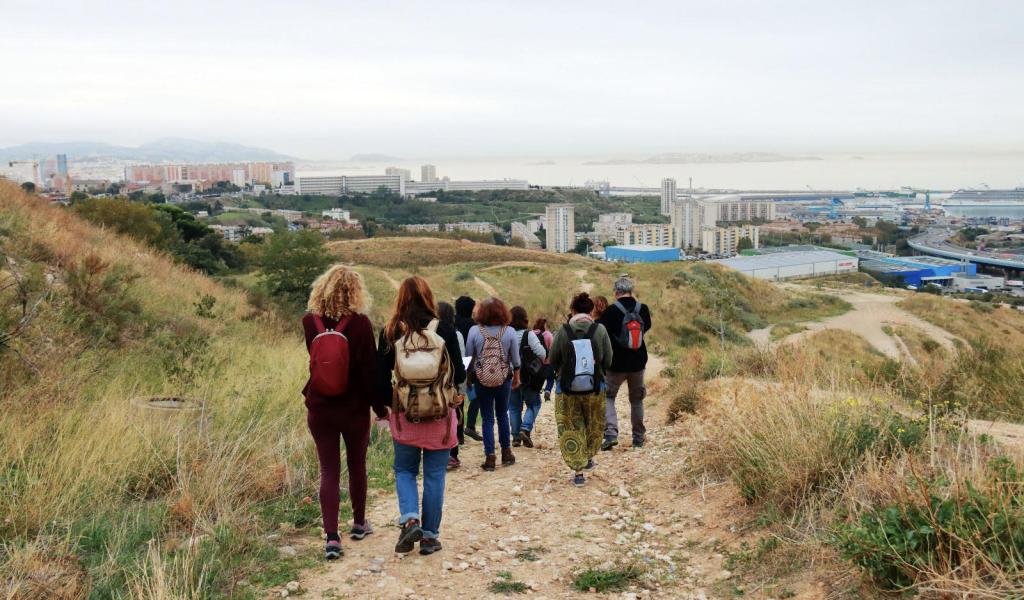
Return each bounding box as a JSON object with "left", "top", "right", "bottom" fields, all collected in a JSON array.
[{"left": 474, "top": 326, "right": 509, "bottom": 387}]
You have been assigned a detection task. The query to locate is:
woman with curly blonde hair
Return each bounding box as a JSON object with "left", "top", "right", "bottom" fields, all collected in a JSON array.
[{"left": 302, "top": 265, "right": 386, "bottom": 561}]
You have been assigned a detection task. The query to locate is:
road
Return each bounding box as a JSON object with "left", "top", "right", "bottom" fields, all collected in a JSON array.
[{"left": 909, "top": 229, "right": 1024, "bottom": 271}]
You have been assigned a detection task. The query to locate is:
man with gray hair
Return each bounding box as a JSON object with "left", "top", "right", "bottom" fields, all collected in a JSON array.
[{"left": 596, "top": 275, "right": 652, "bottom": 450}]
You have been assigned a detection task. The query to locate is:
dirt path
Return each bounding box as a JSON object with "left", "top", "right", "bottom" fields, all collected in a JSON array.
[
  {"left": 749, "top": 289, "right": 961, "bottom": 361},
  {"left": 473, "top": 276, "right": 497, "bottom": 297},
  {"left": 289, "top": 357, "right": 828, "bottom": 599},
  {"left": 574, "top": 269, "right": 594, "bottom": 294},
  {"left": 378, "top": 269, "right": 401, "bottom": 291}
]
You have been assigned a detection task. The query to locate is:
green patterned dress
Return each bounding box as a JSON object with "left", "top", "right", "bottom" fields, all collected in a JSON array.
[{"left": 554, "top": 391, "right": 604, "bottom": 472}]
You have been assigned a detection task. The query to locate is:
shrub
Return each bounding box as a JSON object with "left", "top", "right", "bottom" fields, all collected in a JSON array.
[
  {"left": 835, "top": 457, "right": 1024, "bottom": 594},
  {"left": 572, "top": 563, "right": 643, "bottom": 593},
  {"left": 667, "top": 379, "right": 704, "bottom": 422},
  {"left": 63, "top": 254, "right": 142, "bottom": 343}
]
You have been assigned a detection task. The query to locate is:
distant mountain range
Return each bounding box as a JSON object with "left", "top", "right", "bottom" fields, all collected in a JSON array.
[
  {"left": 349, "top": 153, "right": 402, "bottom": 162},
  {"left": 583, "top": 152, "right": 822, "bottom": 166},
  {"left": 0, "top": 138, "right": 296, "bottom": 162}
]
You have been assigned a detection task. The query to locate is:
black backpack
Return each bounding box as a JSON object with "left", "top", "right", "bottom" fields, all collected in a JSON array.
[{"left": 519, "top": 330, "right": 547, "bottom": 391}]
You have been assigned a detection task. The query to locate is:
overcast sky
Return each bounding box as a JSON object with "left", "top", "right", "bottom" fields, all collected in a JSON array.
[{"left": 1, "top": 0, "right": 1022, "bottom": 159}]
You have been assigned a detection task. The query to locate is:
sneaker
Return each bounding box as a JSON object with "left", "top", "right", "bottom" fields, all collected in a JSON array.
[
  {"left": 325, "top": 539, "right": 343, "bottom": 560},
  {"left": 350, "top": 521, "right": 374, "bottom": 541},
  {"left": 447, "top": 456, "right": 461, "bottom": 471},
  {"left": 583, "top": 459, "right": 596, "bottom": 472},
  {"left": 520, "top": 430, "right": 534, "bottom": 448},
  {"left": 512, "top": 433, "right": 522, "bottom": 448},
  {"left": 601, "top": 438, "right": 618, "bottom": 451},
  {"left": 465, "top": 427, "right": 483, "bottom": 441},
  {"left": 573, "top": 473, "right": 586, "bottom": 487},
  {"left": 395, "top": 520, "right": 423, "bottom": 553},
  {"left": 543, "top": 391, "right": 551, "bottom": 402},
  {"left": 633, "top": 437, "right": 646, "bottom": 449},
  {"left": 419, "top": 538, "right": 443, "bottom": 555}
]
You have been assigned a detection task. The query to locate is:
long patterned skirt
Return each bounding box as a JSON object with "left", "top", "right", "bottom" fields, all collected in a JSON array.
[{"left": 554, "top": 391, "right": 604, "bottom": 472}]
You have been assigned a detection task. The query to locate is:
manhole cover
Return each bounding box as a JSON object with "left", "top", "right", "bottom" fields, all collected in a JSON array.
[{"left": 132, "top": 396, "right": 205, "bottom": 412}]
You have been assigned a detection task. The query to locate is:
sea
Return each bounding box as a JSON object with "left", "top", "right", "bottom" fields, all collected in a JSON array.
[{"left": 300, "top": 152, "right": 1024, "bottom": 193}]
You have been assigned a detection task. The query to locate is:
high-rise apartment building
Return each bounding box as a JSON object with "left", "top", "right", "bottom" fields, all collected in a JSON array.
[
  {"left": 670, "top": 198, "right": 708, "bottom": 251},
  {"left": 545, "top": 204, "right": 575, "bottom": 253},
  {"left": 660, "top": 178, "right": 677, "bottom": 215},
  {"left": 421, "top": 164, "right": 437, "bottom": 182},
  {"left": 700, "top": 225, "right": 760, "bottom": 256},
  {"left": 385, "top": 167, "right": 412, "bottom": 181},
  {"left": 616, "top": 224, "right": 676, "bottom": 247}
]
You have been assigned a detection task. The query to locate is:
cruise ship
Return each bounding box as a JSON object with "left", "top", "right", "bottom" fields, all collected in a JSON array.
[{"left": 944, "top": 188, "right": 1024, "bottom": 206}]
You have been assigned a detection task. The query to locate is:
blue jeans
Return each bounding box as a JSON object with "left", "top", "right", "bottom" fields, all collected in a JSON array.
[
  {"left": 543, "top": 365, "right": 556, "bottom": 393},
  {"left": 475, "top": 380, "right": 512, "bottom": 455},
  {"left": 509, "top": 387, "right": 542, "bottom": 434},
  {"left": 393, "top": 441, "right": 449, "bottom": 539}
]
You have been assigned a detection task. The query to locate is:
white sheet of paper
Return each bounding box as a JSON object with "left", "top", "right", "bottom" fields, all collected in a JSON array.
[{"left": 462, "top": 356, "right": 472, "bottom": 370}]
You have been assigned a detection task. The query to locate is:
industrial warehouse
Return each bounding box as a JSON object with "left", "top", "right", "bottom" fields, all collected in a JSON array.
[
  {"left": 711, "top": 250, "right": 859, "bottom": 280},
  {"left": 604, "top": 244, "right": 681, "bottom": 263}
]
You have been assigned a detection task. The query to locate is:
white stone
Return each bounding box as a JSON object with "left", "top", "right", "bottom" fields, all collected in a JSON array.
[
  {"left": 277, "top": 546, "right": 297, "bottom": 557},
  {"left": 285, "top": 581, "right": 300, "bottom": 592}
]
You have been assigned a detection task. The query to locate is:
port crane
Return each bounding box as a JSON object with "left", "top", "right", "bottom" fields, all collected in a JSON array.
[{"left": 900, "top": 186, "right": 939, "bottom": 210}]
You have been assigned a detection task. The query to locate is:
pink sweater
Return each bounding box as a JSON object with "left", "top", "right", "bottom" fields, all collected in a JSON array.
[{"left": 388, "top": 408, "right": 459, "bottom": 450}]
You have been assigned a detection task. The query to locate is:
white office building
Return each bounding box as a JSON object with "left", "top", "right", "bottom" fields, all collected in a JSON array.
[
  {"left": 661, "top": 178, "right": 677, "bottom": 215},
  {"left": 421, "top": 164, "right": 438, "bottom": 182},
  {"left": 231, "top": 169, "right": 248, "bottom": 188},
  {"left": 405, "top": 179, "right": 529, "bottom": 194},
  {"left": 322, "top": 208, "right": 353, "bottom": 222},
  {"left": 525, "top": 217, "right": 545, "bottom": 234},
  {"left": 546, "top": 204, "right": 575, "bottom": 253},
  {"left": 295, "top": 174, "right": 405, "bottom": 196},
  {"left": 447, "top": 221, "right": 501, "bottom": 234},
  {"left": 295, "top": 175, "right": 344, "bottom": 195}
]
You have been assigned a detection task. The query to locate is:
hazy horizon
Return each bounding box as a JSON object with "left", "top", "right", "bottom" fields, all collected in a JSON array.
[{"left": 2, "top": 1, "right": 1023, "bottom": 160}]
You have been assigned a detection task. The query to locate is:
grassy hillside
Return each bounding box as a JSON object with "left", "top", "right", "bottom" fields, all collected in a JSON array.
[{"left": 0, "top": 182, "right": 391, "bottom": 597}]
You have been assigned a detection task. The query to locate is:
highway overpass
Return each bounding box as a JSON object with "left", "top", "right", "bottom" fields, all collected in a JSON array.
[{"left": 908, "top": 232, "right": 1024, "bottom": 271}]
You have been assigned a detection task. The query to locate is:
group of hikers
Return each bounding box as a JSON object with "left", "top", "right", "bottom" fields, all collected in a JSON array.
[{"left": 302, "top": 265, "right": 652, "bottom": 560}]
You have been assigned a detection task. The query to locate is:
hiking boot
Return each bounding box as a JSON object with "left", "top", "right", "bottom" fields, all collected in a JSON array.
[
  {"left": 419, "top": 538, "right": 443, "bottom": 555},
  {"left": 447, "top": 456, "right": 461, "bottom": 471},
  {"left": 512, "top": 433, "right": 522, "bottom": 448},
  {"left": 481, "top": 454, "right": 496, "bottom": 471},
  {"left": 543, "top": 390, "right": 551, "bottom": 402},
  {"left": 633, "top": 436, "right": 646, "bottom": 449},
  {"left": 520, "top": 430, "right": 534, "bottom": 448},
  {"left": 583, "top": 459, "right": 596, "bottom": 472},
  {"left": 350, "top": 521, "right": 374, "bottom": 541},
  {"left": 394, "top": 520, "right": 423, "bottom": 553},
  {"left": 601, "top": 438, "right": 618, "bottom": 451},
  {"left": 465, "top": 427, "right": 483, "bottom": 441},
  {"left": 325, "top": 537, "right": 343, "bottom": 560},
  {"left": 573, "top": 473, "right": 586, "bottom": 487},
  {"left": 501, "top": 447, "right": 516, "bottom": 466}
]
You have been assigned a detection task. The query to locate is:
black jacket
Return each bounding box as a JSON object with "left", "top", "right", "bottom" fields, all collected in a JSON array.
[
  {"left": 597, "top": 296, "right": 652, "bottom": 373},
  {"left": 377, "top": 316, "right": 467, "bottom": 409},
  {"left": 454, "top": 296, "right": 476, "bottom": 343}
]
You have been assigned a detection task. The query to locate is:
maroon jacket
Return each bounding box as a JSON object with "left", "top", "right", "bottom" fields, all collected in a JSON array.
[{"left": 302, "top": 312, "right": 388, "bottom": 419}]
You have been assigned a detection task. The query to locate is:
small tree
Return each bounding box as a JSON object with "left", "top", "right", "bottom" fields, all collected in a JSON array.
[
  {"left": 573, "top": 238, "right": 590, "bottom": 255},
  {"left": 260, "top": 230, "right": 331, "bottom": 310},
  {"left": 737, "top": 237, "right": 754, "bottom": 251}
]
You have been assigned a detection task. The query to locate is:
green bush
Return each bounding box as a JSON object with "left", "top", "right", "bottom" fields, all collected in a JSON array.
[
  {"left": 835, "top": 457, "right": 1024, "bottom": 592},
  {"left": 64, "top": 254, "right": 142, "bottom": 343}
]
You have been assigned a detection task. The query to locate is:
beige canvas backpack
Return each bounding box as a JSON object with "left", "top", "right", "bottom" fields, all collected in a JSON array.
[{"left": 392, "top": 320, "right": 457, "bottom": 430}]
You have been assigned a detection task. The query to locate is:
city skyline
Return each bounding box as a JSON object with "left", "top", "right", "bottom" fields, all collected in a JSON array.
[{"left": 2, "top": 1, "right": 1023, "bottom": 159}]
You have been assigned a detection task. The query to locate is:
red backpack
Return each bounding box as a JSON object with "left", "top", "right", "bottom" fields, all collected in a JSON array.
[{"left": 308, "top": 314, "right": 352, "bottom": 397}]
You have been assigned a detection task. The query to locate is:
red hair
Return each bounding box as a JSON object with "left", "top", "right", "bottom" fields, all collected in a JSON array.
[
  {"left": 475, "top": 297, "right": 511, "bottom": 326},
  {"left": 385, "top": 275, "right": 438, "bottom": 346}
]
